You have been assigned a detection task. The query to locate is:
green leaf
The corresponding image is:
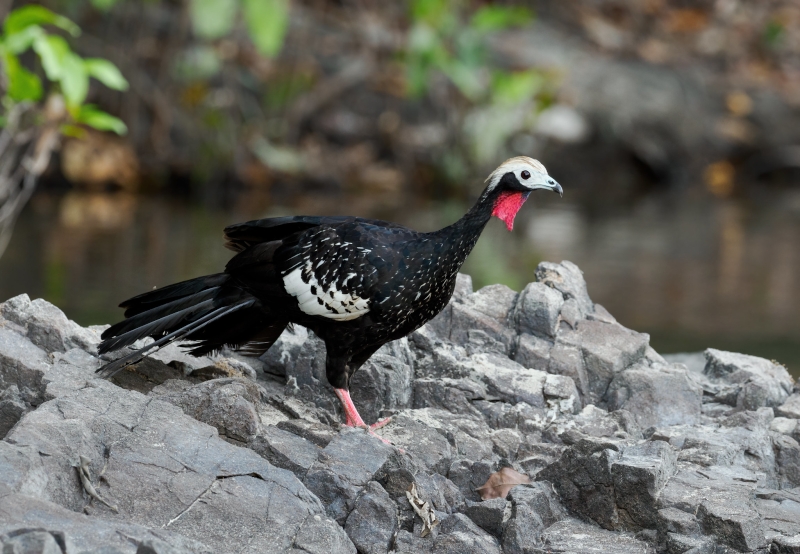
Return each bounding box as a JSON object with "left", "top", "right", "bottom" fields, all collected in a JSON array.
[
  {"left": 84, "top": 58, "right": 128, "bottom": 90},
  {"left": 4, "top": 24, "right": 44, "bottom": 54},
  {"left": 2, "top": 51, "right": 43, "bottom": 101},
  {"left": 32, "top": 34, "right": 70, "bottom": 81},
  {"left": 410, "top": 0, "right": 450, "bottom": 27},
  {"left": 190, "top": 0, "right": 238, "bottom": 40},
  {"left": 75, "top": 105, "right": 127, "bottom": 135},
  {"left": 59, "top": 51, "right": 89, "bottom": 107},
  {"left": 491, "top": 70, "right": 543, "bottom": 104},
  {"left": 90, "top": 0, "right": 120, "bottom": 12},
  {"left": 4, "top": 5, "right": 79, "bottom": 37},
  {"left": 242, "top": 0, "right": 289, "bottom": 57},
  {"left": 470, "top": 5, "right": 532, "bottom": 32},
  {"left": 443, "top": 60, "right": 485, "bottom": 101}
]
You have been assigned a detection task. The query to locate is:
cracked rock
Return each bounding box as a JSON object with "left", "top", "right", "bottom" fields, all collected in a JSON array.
[
  {"left": 344, "top": 481, "right": 397, "bottom": 554},
  {"left": 303, "top": 428, "right": 395, "bottom": 524}
]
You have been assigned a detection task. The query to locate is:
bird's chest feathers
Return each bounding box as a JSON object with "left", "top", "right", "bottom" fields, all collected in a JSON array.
[{"left": 492, "top": 191, "right": 530, "bottom": 231}]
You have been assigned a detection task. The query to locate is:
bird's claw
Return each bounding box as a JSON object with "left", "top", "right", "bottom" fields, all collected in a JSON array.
[{"left": 369, "top": 416, "right": 392, "bottom": 431}]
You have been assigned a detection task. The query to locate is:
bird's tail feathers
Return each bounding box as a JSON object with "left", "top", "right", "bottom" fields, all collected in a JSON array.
[{"left": 96, "top": 299, "right": 256, "bottom": 379}]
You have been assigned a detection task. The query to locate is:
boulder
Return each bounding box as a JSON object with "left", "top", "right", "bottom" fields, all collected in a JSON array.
[
  {"left": 704, "top": 348, "right": 793, "bottom": 410},
  {"left": 605, "top": 363, "right": 703, "bottom": 428},
  {"left": 303, "top": 428, "right": 396, "bottom": 524}
]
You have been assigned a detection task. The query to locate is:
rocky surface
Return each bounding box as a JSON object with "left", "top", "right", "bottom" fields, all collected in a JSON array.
[{"left": 1, "top": 261, "right": 798, "bottom": 553}]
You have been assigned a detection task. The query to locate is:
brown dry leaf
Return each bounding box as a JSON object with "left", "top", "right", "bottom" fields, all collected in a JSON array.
[{"left": 475, "top": 467, "right": 531, "bottom": 500}]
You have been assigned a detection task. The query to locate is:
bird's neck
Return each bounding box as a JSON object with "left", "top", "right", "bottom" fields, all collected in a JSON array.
[{"left": 435, "top": 186, "right": 503, "bottom": 268}]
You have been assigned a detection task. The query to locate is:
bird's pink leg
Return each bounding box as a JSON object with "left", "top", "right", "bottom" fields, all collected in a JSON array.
[{"left": 334, "top": 388, "right": 393, "bottom": 439}]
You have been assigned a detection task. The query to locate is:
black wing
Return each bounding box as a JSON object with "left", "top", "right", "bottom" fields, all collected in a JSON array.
[{"left": 223, "top": 215, "right": 409, "bottom": 252}]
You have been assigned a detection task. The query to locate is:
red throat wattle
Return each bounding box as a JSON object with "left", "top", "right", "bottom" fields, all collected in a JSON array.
[{"left": 492, "top": 191, "right": 530, "bottom": 231}]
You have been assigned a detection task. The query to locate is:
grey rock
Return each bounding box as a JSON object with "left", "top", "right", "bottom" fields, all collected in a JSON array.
[
  {"left": 448, "top": 459, "right": 496, "bottom": 502},
  {"left": 1, "top": 294, "right": 98, "bottom": 354},
  {"left": 449, "top": 284, "right": 518, "bottom": 353},
  {"left": 696, "top": 499, "right": 767, "bottom": 552},
  {"left": 344, "top": 481, "right": 397, "bottom": 554},
  {"left": 777, "top": 394, "right": 800, "bottom": 419},
  {"left": 392, "top": 530, "right": 433, "bottom": 553},
  {"left": 467, "top": 353, "right": 547, "bottom": 408},
  {"left": 303, "top": 428, "right": 395, "bottom": 524},
  {"left": 537, "top": 438, "right": 623, "bottom": 530},
  {"left": 501, "top": 501, "right": 544, "bottom": 553},
  {"left": 0, "top": 385, "right": 29, "bottom": 437},
  {"left": 350, "top": 339, "right": 414, "bottom": 424},
  {"left": 0, "top": 485, "right": 211, "bottom": 553},
  {"left": 772, "top": 535, "right": 800, "bottom": 554},
  {"left": 664, "top": 533, "right": 710, "bottom": 554},
  {"left": 464, "top": 497, "right": 507, "bottom": 537},
  {"left": 0, "top": 530, "right": 63, "bottom": 554},
  {"left": 754, "top": 493, "right": 800, "bottom": 543},
  {"left": 154, "top": 377, "right": 261, "bottom": 441},
  {"left": 489, "top": 428, "right": 523, "bottom": 460},
  {"left": 571, "top": 320, "right": 650, "bottom": 405},
  {"left": 292, "top": 513, "right": 357, "bottom": 554},
  {"left": 3, "top": 381, "right": 332, "bottom": 554},
  {"left": 408, "top": 325, "right": 469, "bottom": 380},
  {"left": 379, "top": 411, "right": 453, "bottom": 474},
  {"left": 512, "top": 282, "right": 564, "bottom": 339},
  {"left": 136, "top": 538, "right": 197, "bottom": 554},
  {"left": 0, "top": 327, "right": 51, "bottom": 407},
  {"left": 513, "top": 333, "right": 552, "bottom": 371},
  {"left": 277, "top": 418, "right": 338, "bottom": 447},
  {"left": 509, "top": 482, "right": 565, "bottom": 528},
  {"left": 412, "top": 378, "right": 485, "bottom": 416},
  {"left": 675, "top": 410, "right": 776, "bottom": 477},
  {"left": 774, "top": 434, "right": 800, "bottom": 488},
  {"left": 411, "top": 472, "right": 459, "bottom": 514},
  {"left": 611, "top": 441, "right": 678, "bottom": 530},
  {"left": 704, "top": 349, "right": 793, "bottom": 410},
  {"left": 538, "top": 438, "right": 676, "bottom": 531},
  {"left": 539, "top": 518, "right": 652, "bottom": 553},
  {"left": 249, "top": 425, "right": 322, "bottom": 479},
  {"left": 606, "top": 363, "right": 703, "bottom": 429},
  {"left": 547, "top": 338, "right": 589, "bottom": 400},
  {"left": 433, "top": 513, "right": 502, "bottom": 554},
  {"left": 657, "top": 507, "right": 700, "bottom": 537},
  {"left": 516, "top": 442, "right": 567, "bottom": 476},
  {"left": 535, "top": 261, "right": 593, "bottom": 315},
  {"left": 543, "top": 373, "right": 580, "bottom": 415}
]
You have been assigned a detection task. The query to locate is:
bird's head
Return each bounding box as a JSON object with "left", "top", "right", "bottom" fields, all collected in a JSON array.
[{"left": 485, "top": 156, "right": 562, "bottom": 231}]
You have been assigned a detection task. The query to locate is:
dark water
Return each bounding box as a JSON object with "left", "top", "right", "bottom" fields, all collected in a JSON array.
[{"left": 1, "top": 185, "right": 799, "bottom": 375}]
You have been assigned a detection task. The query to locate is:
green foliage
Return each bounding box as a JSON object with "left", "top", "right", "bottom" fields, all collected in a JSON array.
[
  {"left": 90, "top": 0, "right": 121, "bottom": 12},
  {"left": 188, "top": 0, "right": 290, "bottom": 58},
  {"left": 0, "top": 5, "right": 128, "bottom": 134},
  {"left": 405, "top": 0, "right": 536, "bottom": 102},
  {"left": 405, "top": 0, "right": 554, "bottom": 167},
  {"left": 190, "top": 0, "right": 238, "bottom": 40},
  {"left": 242, "top": 0, "right": 289, "bottom": 58}
]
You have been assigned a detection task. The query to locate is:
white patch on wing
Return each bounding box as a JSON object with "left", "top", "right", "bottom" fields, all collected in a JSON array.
[{"left": 283, "top": 263, "right": 370, "bottom": 321}]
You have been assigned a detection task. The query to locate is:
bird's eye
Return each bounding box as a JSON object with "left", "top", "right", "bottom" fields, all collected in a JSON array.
[{"left": 521, "top": 170, "right": 531, "bottom": 180}]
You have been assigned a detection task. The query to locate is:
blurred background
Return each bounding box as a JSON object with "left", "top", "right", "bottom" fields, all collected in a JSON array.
[{"left": 0, "top": 0, "right": 799, "bottom": 373}]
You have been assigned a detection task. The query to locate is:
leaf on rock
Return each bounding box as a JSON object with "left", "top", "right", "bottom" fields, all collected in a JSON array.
[
  {"left": 406, "top": 482, "right": 438, "bottom": 537},
  {"left": 475, "top": 467, "right": 530, "bottom": 500}
]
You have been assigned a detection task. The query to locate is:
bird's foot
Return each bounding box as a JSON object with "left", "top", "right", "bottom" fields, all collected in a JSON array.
[{"left": 369, "top": 416, "right": 392, "bottom": 431}]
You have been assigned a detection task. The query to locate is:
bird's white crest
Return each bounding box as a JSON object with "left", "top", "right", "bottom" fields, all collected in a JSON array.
[{"left": 485, "top": 156, "right": 548, "bottom": 192}]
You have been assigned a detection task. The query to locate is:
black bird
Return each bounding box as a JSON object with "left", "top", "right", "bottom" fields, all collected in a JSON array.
[{"left": 97, "top": 157, "right": 562, "bottom": 437}]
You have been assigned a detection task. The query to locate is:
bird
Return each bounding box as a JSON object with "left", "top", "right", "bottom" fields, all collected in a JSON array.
[{"left": 96, "top": 157, "right": 562, "bottom": 439}]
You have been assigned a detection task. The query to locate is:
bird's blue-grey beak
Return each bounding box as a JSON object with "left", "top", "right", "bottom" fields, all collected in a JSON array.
[{"left": 548, "top": 179, "right": 563, "bottom": 197}]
